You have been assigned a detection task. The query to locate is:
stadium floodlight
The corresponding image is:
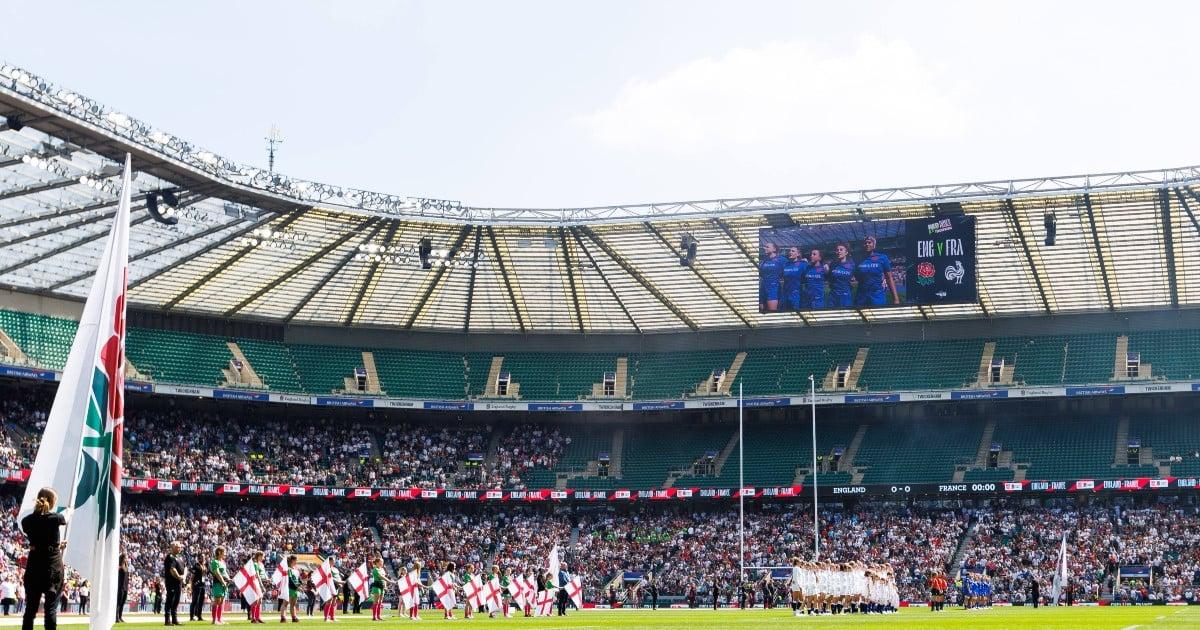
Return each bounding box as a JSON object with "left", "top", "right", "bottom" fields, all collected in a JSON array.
[
  {"left": 146, "top": 191, "right": 179, "bottom": 225},
  {"left": 679, "top": 234, "right": 698, "bottom": 266},
  {"left": 1044, "top": 211, "right": 1057, "bottom": 246},
  {"left": 419, "top": 237, "right": 433, "bottom": 269},
  {"left": 1, "top": 115, "right": 21, "bottom": 132}
]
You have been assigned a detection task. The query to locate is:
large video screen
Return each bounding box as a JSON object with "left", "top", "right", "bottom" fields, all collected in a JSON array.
[{"left": 758, "top": 215, "right": 976, "bottom": 312}]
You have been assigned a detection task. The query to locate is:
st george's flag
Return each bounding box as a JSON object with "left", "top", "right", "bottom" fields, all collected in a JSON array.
[
  {"left": 233, "top": 559, "right": 264, "bottom": 606},
  {"left": 347, "top": 563, "right": 371, "bottom": 600},
  {"left": 19, "top": 155, "right": 133, "bottom": 630}
]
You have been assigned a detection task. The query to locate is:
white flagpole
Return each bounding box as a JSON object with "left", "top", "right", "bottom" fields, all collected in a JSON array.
[
  {"left": 810, "top": 374, "right": 819, "bottom": 561},
  {"left": 738, "top": 382, "right": 745, "bottom": 582}
]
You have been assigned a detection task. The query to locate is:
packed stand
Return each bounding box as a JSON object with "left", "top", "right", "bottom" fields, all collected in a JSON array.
[{"left": 491, "top": 425, "right": 568, "bottom": 489}]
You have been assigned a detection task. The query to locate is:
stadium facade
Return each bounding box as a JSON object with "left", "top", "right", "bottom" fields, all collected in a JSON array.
[{"left": 3, "top": 61, "right": 1200, "bottom": 506}]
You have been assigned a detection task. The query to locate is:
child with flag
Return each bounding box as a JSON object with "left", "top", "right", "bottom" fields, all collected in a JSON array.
[
  {"left": 500, "top": 567, "right": 515, "bottom": 618},
  {"left": 460, "top": 564, "right": 479, "bottom": 620},
  {"left": 401, "top": 561, "right": 427, "bottom": 621},
  {"left": 247, "top": 552, "right": 267, "bottom": 624},
  {"left": 281, "top": 556, "right": 300, "bottom": 624},
  {"left": 209, "top": 547, "right": 230, "bottom": 625},
  {"left": 367, "top": 558, "right": 390, "bottom": 621},
  {"left": 432, "top": 562, "right": 458, "bottom": 620}
]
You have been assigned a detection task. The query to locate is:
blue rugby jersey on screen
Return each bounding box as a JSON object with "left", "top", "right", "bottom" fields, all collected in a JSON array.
[
  {"left": 781, "top": 258, "right": 806, "bottom": 309},
  {"left": 855, "top": 253, "right": 892, "bottom": 305},
  {"left": 802, "top": 262, "right": 827, "bottom": 308},
  {"left": 760, "top": 254, "right": 785, "bottom": 298},
  {"left": 829, "top": 259, "right": 855, "bottom": 307}
]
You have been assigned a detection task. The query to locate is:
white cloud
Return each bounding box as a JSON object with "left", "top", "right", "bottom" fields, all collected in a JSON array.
[{"left": 575, "top": 36, "right": 969, "bottom": 155}]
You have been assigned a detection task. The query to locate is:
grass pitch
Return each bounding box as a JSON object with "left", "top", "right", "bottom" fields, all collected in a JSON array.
[{"left": 55, "top": 606, "right": 1198, "bottom": 629}]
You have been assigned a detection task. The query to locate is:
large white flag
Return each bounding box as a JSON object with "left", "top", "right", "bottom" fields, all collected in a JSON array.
[
  {"left": 20, "top": 155, "right": 132, "bottom": 630},
  {"left": 431, "top": 572, "right": 457, "bottom": 611},
  {"left": 547, "top": 544, "right": 561, "bottom": 588},
  {"left": 272, "top": 561, "right": 290, "bottom": 601},
  {"left": 1050, "top": 532, "right": 1068, "bottom": 605}
]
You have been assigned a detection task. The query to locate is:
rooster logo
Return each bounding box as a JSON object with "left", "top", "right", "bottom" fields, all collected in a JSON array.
[{"left": 944, "top": 261, "right": 965, "bottom": 285}]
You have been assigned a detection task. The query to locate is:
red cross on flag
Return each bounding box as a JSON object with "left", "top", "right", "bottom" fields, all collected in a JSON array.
[
  {"left": 431, "top": 572, "right": 457, "bottom": 611},
  {"left": 233, "top": 560, "right": 263, "bottom": 606},
  {"left": 398, "top": 570, "right": 422, "bottom": 611},
  {"left": 463, "top": 576, "right": 484, "bottom": 610},
  {"left": 566, "top": 576, "right": 583, "bottom": 609},
  {"left": 271, "top": 561, "right": 290, "bottom": 602},
  {"left": 506, "top": 578, "right": 524, "bottom": 610},
  {"left": 346, "top": 563, "right": 370, "bottom": 599},
  {"left": 536, "top": 587, "right": 555, "bottom": 616},
  {"left": 484, "top": 577, "right": 502, "bottom": 613},
  {"left": 311, "top": 559, "right": 336, "bottom": 602}
]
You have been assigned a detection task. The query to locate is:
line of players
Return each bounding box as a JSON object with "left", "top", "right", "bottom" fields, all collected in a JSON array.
[
  {"left": 927, "top": 571, "right": 993, "bottom": 612},
  {"left": 205, "top": 551, "right": 572, "bottom": 624},
  {"left": 785, "top": 559, "right": 900, "bottom": 616},
  {"left": 760, "top": 236, "right": 900, "bottom": 311}
]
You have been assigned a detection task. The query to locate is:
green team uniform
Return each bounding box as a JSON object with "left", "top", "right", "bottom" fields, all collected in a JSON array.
[
  {"left": 288, "top": 567, "right": 300, "bottom": 599},
  {"left": 370, "top": 567, "right": 385, "bottom": 599},
  {"left": 500, "top": 575, "right": 511, "bottom": 601},
  {"left": 210, "top": 559, "right": 229, "bottom": 598},
  {"left": 254, "top": 561, "right": 267, "bottom": 591}
]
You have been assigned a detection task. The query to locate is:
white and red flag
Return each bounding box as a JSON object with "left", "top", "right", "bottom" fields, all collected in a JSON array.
[
  {"left": 398, "top": 570, "right": 422, "bottom": 611},
  {"left": 484, "top": 577, "right": 502, "bottom": 613},
  {"left": 506, "top": 578, "right": 524, "bottom": 610},
  {"left": 271, "top": 561, "right": 290, "bottom": 602},
  {"left": 347, "top": 563, "right": 371, "bottom": 599},
  {"left": 566, "top": 576, "right": 583, "bottom": 608},
  {"left": 311, "top": 559, "right": 337, "bottom": 602},
  {"left": 233, "top": 559, "right": 264, "bottom": 606},
  {"left": 463, "top": 576, "right": 484, "bottom": 610},
  {"left": 431, "top": 572, "right": 457, "bottom": 611},
  {"left": 536, "top": 587, "right": 555, "bottom": 616}
]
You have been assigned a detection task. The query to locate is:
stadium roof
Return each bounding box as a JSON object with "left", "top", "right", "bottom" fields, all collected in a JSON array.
[{"left": 3, "top": 62, "right": 1200, "bottom": 334}]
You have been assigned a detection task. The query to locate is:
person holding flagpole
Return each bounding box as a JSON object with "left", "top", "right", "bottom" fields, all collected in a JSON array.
[
  {"left": 20, "top": 488, "right": 69, "bottom": 630},
  {"left": 249, "top": 552, "right": 267, "bottom": 624}
]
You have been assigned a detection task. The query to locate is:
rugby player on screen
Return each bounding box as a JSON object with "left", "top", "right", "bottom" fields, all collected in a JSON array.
[
  {"left": 759, "top": 241, "right": 785, "bottom": 311},
  {"left": 801, "top": 248, "right": 827, "bottom": 309},
  {"left": 781, "top": 246, "right": 807, "bottom": 311},
  {"left": 828, "top": 243, "right": 856, "bottom": 308},
  {"left": 854, "top": 236, "right": 900, "bottom": 306}
]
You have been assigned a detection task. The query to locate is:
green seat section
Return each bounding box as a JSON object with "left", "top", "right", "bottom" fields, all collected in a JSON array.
[
  {"left": 734, "top": 345, "right": 859, "bottom": 396},
  {"left": 234, "top": 338, "right": 303, "bottom": 392},
  {"left": 465, "top": 352, "right": 496, "bottom": 397},
  {"left": 0, "top": 310, "right": 78, "bottom": 370},
  {"left": 992, "top": 336, "right": 1067, "bottom": 386},
  {"left": 629, "top": 350, "right": 736, "bottom": 400},
  {"left": 1062, "top": 334, "right": 1116, "bottom": 385},
  {"left": 676, "top": 420, "right": 860, "bottom": 488},
  {"left": 290, "top": 344, "right": 363, "bottom": 394},
  {"left": 1133, "top": 415, "right": 1200, "bottom": 476},
  {"left": 856, "top": 419, "right": 982, "bottom": 484},
  {"left": 373, "top": 349, "right": 466, "bottom": 399},
  {"left": 1128, "top": 330, "right": 1200, "bottom": 380},
  {"left": 618, "top": 424, "right": 732, "bottom": 488},
  {"left": 995, "top": 416, "right": 1118, "bottom": 480},
  {"left": 494, "top": 353, "right": 620, "bottom": 400},
  {"left": 962, "top": 468, "right": 1015, "bottom": 482},
  {"left": 125, "top": 328, "right": 229, "bottom": 386},
  {"left": 857, "top": 339, "right": 981, "bottom": 391}
]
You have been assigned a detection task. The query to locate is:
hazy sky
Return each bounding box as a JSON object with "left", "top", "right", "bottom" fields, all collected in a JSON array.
[{"left": 6, "top": 1, "right": 1198, "bottom": 208}]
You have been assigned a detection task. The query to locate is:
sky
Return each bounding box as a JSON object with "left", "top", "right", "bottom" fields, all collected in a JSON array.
[{"left": 6, "top": 0, "right": 1199, "bottom": 209}]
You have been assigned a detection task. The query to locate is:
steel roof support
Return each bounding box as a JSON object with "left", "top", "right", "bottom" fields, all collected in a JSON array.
[
  {"left": 162, "top": 210, "right": 305, "bottom": 309},
  {"left": 645, "top": 221, "right": 752, "bottom": 328},
  {"left": 577, "top": 225, "right": 698, "bottom": 331},
  {"left": 1, "top": 213, "right": 151, "bottom": 278},
  {"left": 1158, "top": 188, "right": 1179, "bottom": 308},
  {"left": 486, "top": 226, "right": 526, "bottom": 333},
  {"left": 558, "top": 226, "right": 585, "bottom": 333},
  {"left": 0, "top": 177, "right": 77, "bottom": 202},
  {"left": 344, "top": 220, "right": 400, "bottom": 326},
  {"left": 283, "top": 219, "right": 387, "bottom": 323},
  {"left": 568, "top": 226, "right": 640, "bottom": 333},
  {"left": 224, "top": 216, "right": 379, "bottom": 317},
  {"left": 1178, "top": 187, "right": 1200, "bottom": 237},
  {"left": 1081, "top": 194, "right": 1114, "bottom": 311},
  {"left": 461, "top": 228, "right": 483, "bottom": 333},
  {"left": 1002, "top": 199, "right": 1052, "bottom": 314},
  {"left": 0, "top": 196, "right": 119, "bottom": 231},
  {"left": 403, "top": 224, "right": 473, "bottom": 329}
]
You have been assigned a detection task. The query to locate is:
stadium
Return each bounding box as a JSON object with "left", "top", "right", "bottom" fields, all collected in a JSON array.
[{"left": 2, "top": 25, "right": 1200, "bottom": 630}]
